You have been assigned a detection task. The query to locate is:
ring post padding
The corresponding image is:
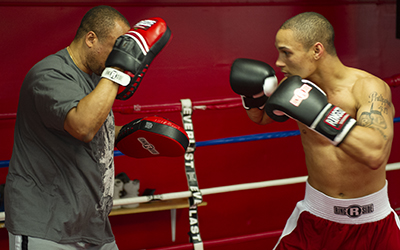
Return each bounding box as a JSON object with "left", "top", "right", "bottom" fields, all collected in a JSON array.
[{"left": 180, "top": 99, "right": 204, "bottom": 250}]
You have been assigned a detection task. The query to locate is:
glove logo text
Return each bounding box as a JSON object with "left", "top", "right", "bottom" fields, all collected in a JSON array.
[
  {"left": 134, "top": 20, "right": 157, "bottom": 30},
  {"left": 324, "top": 107, "right": 349, "bottom": 130},
  {"left": 110, "top": 70, "right": 119, "bottom": 80},
  {"left": 144, "top": 122, "right": 153, "bottom": 130},
  {"left": 290, "top": 84, "right": 312, "bottom": 107},
  {"left": 137, "top": 137, "right": 159, "bottom": 155}
]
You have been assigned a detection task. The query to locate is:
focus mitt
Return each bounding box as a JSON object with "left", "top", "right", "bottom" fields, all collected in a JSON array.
[
  {"left": 106, "top": 17, "right": 172, "bottom": 100},
  {"left": 116, "top": 116, "right": 188, "bottom": 158}
]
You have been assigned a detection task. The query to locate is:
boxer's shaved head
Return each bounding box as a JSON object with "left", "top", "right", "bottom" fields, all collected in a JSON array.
[
  {"left": 280, "top": 12, "right": 336, "bottom": 56},
  {"left": 75, "top": 5, "right": 130, "bottom": 41}
]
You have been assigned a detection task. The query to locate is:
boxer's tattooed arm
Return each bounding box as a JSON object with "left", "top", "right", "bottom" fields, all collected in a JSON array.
[{"left": 358, "top": 91, "right": 391, "bottom": 140}]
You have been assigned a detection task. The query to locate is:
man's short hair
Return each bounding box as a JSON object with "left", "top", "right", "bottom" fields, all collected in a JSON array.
[
  {"left": 74, "top": 5, "right": 130, "bottom": 41},
  {"left": 280, "top": 12, "right": 336, "bottom": 56}
]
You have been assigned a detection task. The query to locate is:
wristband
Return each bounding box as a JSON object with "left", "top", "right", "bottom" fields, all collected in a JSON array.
[{"left": 101, "top": 67, "right": 131, "bottom": 86}]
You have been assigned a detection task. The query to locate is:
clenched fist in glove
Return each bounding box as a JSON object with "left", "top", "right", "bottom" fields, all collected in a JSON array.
[
  {"left": 230, "top": 58, "right": 288, "bottom": 122},
  {"left": 230, "top": 58, "right": 277, "bottom": 108},
  {"left": 265, "top": 75, "right": 357, "bottom": 146}
]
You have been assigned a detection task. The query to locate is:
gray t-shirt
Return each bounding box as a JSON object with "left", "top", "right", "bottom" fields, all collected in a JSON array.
[{"left": 5, "top": 48, "right": 116, "bottom": 245}]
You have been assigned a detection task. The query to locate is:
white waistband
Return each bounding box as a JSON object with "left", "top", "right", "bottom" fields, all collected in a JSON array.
[{"left": 303, "top": 181, "right": 392, "bottom": 224}]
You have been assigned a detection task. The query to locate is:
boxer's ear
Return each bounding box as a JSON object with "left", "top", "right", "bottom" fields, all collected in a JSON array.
[{"left": 312, "top": 42, "right": 324, "bottom": 60}]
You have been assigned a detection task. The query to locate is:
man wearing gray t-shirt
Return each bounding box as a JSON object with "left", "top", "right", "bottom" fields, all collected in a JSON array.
[{"left": 5, "top": 6, "right": 131, "bottom": 249}]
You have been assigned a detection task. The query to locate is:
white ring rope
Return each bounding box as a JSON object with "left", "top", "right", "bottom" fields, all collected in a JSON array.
[
  {"left": 0, "top": 162, "right": 399, "bottom": 222},
  {"left": 113, "top": 162, "right": 400, "bottom": 206}
]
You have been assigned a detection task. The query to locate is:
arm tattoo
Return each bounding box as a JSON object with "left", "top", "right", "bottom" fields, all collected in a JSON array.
[{"left": 358, "top": 92, "right": 391, "bottom": 140}]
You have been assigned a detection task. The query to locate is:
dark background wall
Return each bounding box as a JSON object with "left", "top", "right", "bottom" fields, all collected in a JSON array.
[{"left": 0, "top": 0, "right": 400, "bottom": 249}]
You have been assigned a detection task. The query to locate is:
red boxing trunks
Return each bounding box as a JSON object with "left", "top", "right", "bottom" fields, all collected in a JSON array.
[{"left": 274, "top": 181, "right": 400, "bottom": 250}]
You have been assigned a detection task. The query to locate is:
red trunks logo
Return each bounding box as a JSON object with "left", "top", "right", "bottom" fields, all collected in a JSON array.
[{"left": 334, "top": 204, "right": 374, "bottom": 218}]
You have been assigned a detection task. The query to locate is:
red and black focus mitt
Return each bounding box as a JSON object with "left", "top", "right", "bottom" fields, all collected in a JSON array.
[
  {"left": 116, "top": 116, "right": 189, "bottom": 158},
  {"left": 103, "top": 17, "right": 172, "bottom": 100}
]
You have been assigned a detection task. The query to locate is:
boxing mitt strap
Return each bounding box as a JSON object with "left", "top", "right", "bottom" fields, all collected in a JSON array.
[{"left": 101, "top": 67, "right": 131, "bottom": 86}]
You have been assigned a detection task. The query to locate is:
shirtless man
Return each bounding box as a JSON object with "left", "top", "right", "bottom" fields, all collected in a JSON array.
[{"left": 230, "top": 12, "right": 400, "bottom": 249}]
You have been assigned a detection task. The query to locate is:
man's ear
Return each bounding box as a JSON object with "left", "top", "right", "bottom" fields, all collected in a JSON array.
[
  {"left": 85, "top": 31, "right": 98, "bottom": 48},
  {"left": 313, "top": 42, "right": 324, "bottom": 60}
]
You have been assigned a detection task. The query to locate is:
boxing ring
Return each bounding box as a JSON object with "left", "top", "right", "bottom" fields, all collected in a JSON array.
[
  {"left": 100, "top": 96, "right": 400, "bottom": 208},
  {"left": 0, "top": 74, "right": 399, "bottom": 249},
  {"left": 113, "top": 94, "right": 400, "bottom": 206}
]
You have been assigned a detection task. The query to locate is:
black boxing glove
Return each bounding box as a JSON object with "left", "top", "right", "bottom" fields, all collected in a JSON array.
[
  {"left": 265, "top": 76, "right": 357, "bottom": 146},
  {"left": 230, "top": 58, "right": 288, "bottom": 122},
  {"left": 230, "top": 58, "right": 278, "bottom": 109},
  {"left": 101, "top": 29, "right": 140, "bottom": 88}
]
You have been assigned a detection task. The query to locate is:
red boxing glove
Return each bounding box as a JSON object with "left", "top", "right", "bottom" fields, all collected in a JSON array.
[{"left": 105, "top": 17, "right": 172, "bottom": 100}]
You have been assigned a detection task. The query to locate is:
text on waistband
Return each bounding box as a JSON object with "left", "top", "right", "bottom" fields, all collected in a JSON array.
[{"left": 334, "top": 204, "right": 374, "bottom": 218}]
